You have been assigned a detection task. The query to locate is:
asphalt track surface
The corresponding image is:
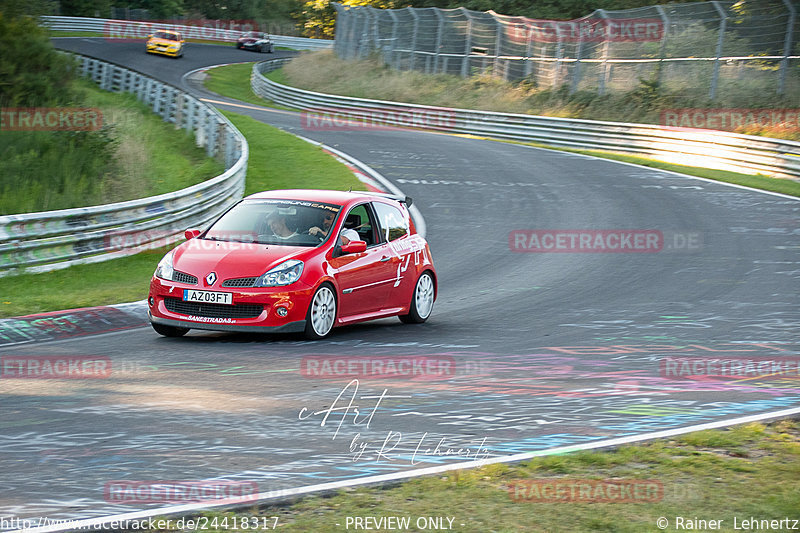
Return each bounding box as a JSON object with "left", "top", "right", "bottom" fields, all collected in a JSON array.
[{"left": 0, "top": 38, "right": 798, "bottom": 522}]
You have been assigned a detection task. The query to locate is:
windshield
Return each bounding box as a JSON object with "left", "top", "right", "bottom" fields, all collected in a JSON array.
[
  {"left": 153, "top": 31, "right": 179, "bottom": 41},
  {"left": 203, "top": 199, "right": 342, "bottom": 247}
]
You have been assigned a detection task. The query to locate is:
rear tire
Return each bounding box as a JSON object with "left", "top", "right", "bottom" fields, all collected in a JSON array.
[
  {"left": 399, "top": 271, "right": 435, "bottom": 324},
  {"left": 304, "top": 284, "right": 337, "bottom": 339},
  {"left": 152, "top": 322, "right": 189, "bottom": 337}
]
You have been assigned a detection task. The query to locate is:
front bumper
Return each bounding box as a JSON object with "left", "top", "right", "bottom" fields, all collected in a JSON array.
[
  {"left": 148, "top": 276, "right": 315, "bottom": 332},
  {"left": 147, "top": 44, "right": 181, "bottom": 57},
  {"left": 150, "top": 313, "right": 305, "bottom": 333}
]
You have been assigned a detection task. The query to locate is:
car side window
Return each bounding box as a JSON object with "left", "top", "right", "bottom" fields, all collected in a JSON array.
[
  {"left": 342, "top": 204, "right": 380, "bottom": 246},
  {"left": 372, "top": 202, "right": 409, "bottom": 242}
]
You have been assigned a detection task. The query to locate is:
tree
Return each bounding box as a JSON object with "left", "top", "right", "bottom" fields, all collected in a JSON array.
[
  {"left": 0, "top": 4, "right": 75, "bottom": 107},
  {"left": 59, "top": 0, "right": 112, "bottom": 18},
  {"left": 297, "top": 0, "right": 398, "bottom": 39}
]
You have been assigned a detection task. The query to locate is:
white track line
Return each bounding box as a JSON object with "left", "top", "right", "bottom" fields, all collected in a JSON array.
[{"left": 14, "top": 406, "right": 800, "bottom": 533}]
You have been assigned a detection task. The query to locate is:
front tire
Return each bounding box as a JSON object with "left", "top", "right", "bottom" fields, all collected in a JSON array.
[
  {"left": 305, "top": 284, "right": 337, "bottom": 339},
  {"left": 152, "top": 322, "right": 189, "bottom": 337},
  {"left": 399, "top": 271, "right": 435, "bottom": 324}
]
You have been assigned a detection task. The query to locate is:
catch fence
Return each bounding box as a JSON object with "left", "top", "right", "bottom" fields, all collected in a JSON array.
[{"left": 333, "top": 1, "right": 799, "bottom": 100}]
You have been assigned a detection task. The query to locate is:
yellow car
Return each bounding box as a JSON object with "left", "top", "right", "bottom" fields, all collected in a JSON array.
[{"left": 146, "top": 30, "right": 184, "bottom": 58}]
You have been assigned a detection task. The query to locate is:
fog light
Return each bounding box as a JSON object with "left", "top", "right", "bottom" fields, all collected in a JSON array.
[
  {"left": 276, "top": 306, "right": 288, "bottom": 317},
  {"left": 149, "top": 297, "right": 155, "bottom": 307}
]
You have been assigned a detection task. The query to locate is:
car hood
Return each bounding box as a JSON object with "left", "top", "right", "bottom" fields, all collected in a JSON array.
[
  {"left": 148, "top": 37, "right": 179, "bottom": 46},
  {"left": 238, "top": 38, "right": 262, "bottom": 43},
  {"left": 172, "top": 240, "right": 312, "bottom": 281}
]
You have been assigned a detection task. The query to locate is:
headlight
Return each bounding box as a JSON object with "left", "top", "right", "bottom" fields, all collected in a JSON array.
[
  {"left": 254, "top": 260, "right": 303, "bottom": 287},
  {"left": 155, "top": 251, "right": 175, "bottom": 281}
]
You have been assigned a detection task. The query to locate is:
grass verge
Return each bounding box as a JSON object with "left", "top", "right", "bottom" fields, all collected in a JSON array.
[
  {"left": 0, "top": 78, "right": 223, "bottom": 214},
  {"left": 124, "top": 419, "right": 799, "bottom": 532},
  {"left": 207, "top": 60, "right": 800, "bottom": 198},
  {"left": 0, "top": 110, "right": 364, "bottom": 318},
  {"left": 511, "top": 142, "right": 800, "bottom": 198}
]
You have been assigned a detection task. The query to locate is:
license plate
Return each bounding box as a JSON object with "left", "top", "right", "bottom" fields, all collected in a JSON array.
[{"left": 183, "top": 289, "right": 233, "bottom": 305}]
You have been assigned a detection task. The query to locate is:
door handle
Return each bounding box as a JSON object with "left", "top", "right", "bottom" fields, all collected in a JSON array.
[{"left": 380, "top": 256, "right": 391, "bottom": 262}]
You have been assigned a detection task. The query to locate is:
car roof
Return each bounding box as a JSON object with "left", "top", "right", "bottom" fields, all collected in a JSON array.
[{"left": 244, "top": 189, "right": 402, "bottom": 207}]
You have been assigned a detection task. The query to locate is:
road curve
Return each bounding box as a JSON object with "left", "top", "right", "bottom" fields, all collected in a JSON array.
[{"left": 0, "top": 38, "right": 797, "bottom": 522}]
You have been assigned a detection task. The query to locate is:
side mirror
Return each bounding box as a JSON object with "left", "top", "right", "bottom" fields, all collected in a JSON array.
[
  {"left": 184, "top": 228, "right": 201, "bottom": 240},
  {"left": 341, "top": 240, "right": 367, "bottom": 254},
  {"left": 147, "top": 34, "right": 153, "bottom": 39}
]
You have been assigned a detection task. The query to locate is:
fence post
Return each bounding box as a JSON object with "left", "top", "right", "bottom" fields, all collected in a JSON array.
[
  {"left": 409, "top": 8, "right": 420, "bottom": 70},
  {"left": 332, "top": 3, "right": 347, "bottom": 57},
  {"left": 371, "top": 6, "right": 381, "bottom": 58},
  {"left": 710, "top": 1, "right": 727, "bottom": 100},
  {"left": 493, "top": 14, "right": 503, "bottom": 79},
  {"left": 597, "top": 10, "right": 611, "bottom": 95},
  {"left": 553, "top": 22, "right": 564, "bottom": 89},
  {"left": 461, "top": 8, "right": 473, "bottom": 78},
  {"left": 357, "top": 7, "right": 370, "bottom": 59},
  {"left": 434, "top": 9, "right": 444, "bottom": 74},
  {"left": 779, "top": 0, "right": 796, "bottom": 95},
  {"left": 655, "top": 5, "right": 670, "bottom": 89},
  {"left": 388, "top": 9, "right": 399, "bottom": 69},
  {"left": 570, "top": 21, "right": 584, "bottom": 94},
  {"left": 524, "top": 21, "right": 534, "bottom": 79}
]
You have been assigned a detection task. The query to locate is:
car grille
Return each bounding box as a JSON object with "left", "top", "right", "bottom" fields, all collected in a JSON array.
[
  {"left": 222, "top": 277, "right": 258, "bottom": 288},
  {"left": 164, "top": 298, "right": 264, "bottom": 319},
  {"left": 173, "top": 271, "right": 198, "bottom": 284}
]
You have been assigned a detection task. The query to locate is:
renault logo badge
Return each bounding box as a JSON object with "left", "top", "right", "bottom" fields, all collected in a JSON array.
[{"left": 205, "top": 272, "right": 217, "bottom": 286}]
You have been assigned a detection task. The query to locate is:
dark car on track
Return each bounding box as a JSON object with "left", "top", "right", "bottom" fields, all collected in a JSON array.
[
  {"left": 236, "top": 31, "right": 273, "bottom": 53},
  {"left": 148, "top": 189, "right": 437, "bottom": 340}
]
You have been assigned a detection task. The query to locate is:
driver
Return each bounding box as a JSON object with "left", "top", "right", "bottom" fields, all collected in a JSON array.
[{"left": 267, "top": 212, "right": 297, "bottom": 240}]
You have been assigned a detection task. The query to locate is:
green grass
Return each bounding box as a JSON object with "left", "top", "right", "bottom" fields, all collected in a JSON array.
[
  {"left": 220, "top": 110, "right": 364, "bottom": 194},
  {"left": 0, "top": 251, "right": 162, "bottom": 317},
  {"left": 0, "top": 78, "right": 223, "bottom": 214},
  {"left": 0, "top": 109, "right": 364, "bottom": 318},
  {"left": 203, "top": 62, "right": 266, "bottom": 107},
  {"left": 507, "top": 142, "right": 800, "bottom": 198},
  {"left": 126, "top": 419, "right": 800, "bottom": 532}
]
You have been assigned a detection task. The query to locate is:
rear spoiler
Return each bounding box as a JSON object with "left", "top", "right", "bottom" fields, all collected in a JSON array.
[{"left": 365, "top": 191, "right": 413, "bottom": 207}]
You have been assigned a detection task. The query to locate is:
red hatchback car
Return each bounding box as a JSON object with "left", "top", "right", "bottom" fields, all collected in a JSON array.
[{"left": 148, "top": 190, "right": 437, "bottom": 339}]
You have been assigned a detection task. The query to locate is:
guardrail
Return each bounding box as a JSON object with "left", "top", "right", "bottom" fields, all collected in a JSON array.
[
  {"left": 42, "top": 16, "right": 334, "bottom": 50},
  {"left": 0, "top": 55, "right": 248, "bottom": 275},
  {"left": 251, "top": 59, "right": 800, "bottom": 180}
]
